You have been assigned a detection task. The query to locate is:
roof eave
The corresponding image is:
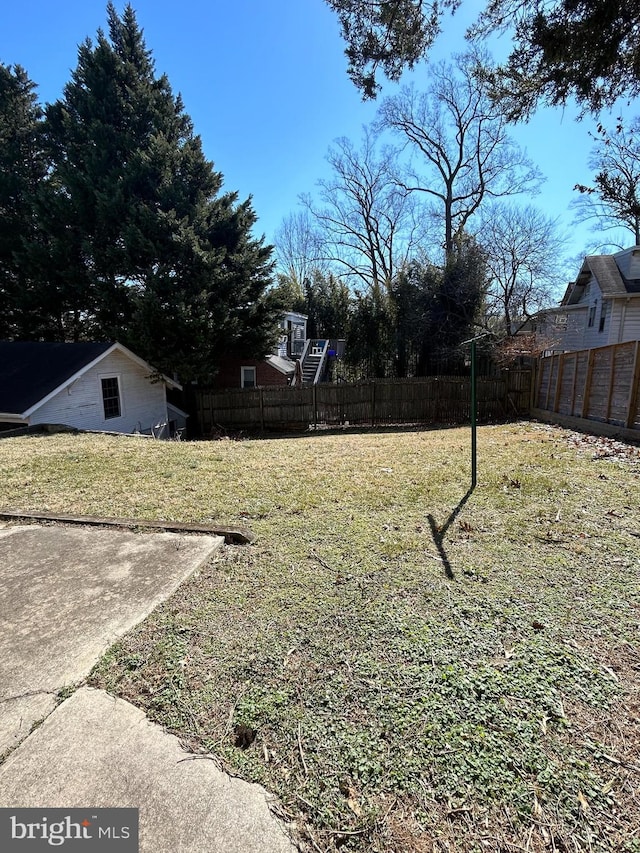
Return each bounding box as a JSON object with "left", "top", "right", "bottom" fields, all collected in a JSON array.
[
  {"left": 113, "top": 342, "right": 182, "bottom": 390},
  {"left": 0, "top": 413, "right": 28, "bottom": 423},
  {"left": 21, "top": 342, "right": 181, "bottom": 417}
]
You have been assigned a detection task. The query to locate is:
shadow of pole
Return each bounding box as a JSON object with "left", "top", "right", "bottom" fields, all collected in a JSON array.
[{"left": 427, "top": 485, "right": 475, "bottom": 579}]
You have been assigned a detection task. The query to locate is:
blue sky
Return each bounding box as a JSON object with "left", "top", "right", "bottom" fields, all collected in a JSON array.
[{"left": 2, "top": 0, "right": 638, "bottom": 282}]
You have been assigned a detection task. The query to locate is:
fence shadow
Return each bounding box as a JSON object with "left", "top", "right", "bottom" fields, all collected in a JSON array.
[{"left": 427, "top": 485, "right": 475, "bottom": 579}]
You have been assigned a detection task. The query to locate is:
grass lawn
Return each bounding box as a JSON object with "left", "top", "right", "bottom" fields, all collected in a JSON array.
[{"left": 1, "top": 422, "right": 639, "bottom": 852}]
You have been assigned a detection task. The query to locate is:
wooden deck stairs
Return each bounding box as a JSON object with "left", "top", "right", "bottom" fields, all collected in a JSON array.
[{"left": 294, "top": 340, "right": 329, "bottom": 385}]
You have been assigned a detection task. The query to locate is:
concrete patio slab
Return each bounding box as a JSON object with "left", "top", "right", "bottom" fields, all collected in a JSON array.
[
  {"left": 0, "top": 524, "right": 222, "bottom": 754},
  {"left": 0, "top": 687, "right": 297, "bottom": 852}
]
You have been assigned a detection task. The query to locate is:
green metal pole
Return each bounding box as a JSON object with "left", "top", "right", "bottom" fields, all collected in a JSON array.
[{"left": 471, "top": 338, "right": 477, "bottom": 488}]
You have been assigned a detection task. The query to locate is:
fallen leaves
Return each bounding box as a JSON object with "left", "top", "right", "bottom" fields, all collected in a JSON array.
[
  {"left": 577, "top": 790, "right": 590, "bottom": 814},
  {"left": 339, "top": 779, "right": 363, "bottom": 817},
  {"left": 567, "top": 432, "right": 640, "bottom": 465}
]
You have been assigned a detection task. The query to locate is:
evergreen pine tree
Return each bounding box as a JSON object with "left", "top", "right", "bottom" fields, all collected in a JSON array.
[
  {"left": 39, "top": 3, "right": 277, "bottom": 378},
  {"left": 0, "top": 64, "right": 46, "bottom": 338}
]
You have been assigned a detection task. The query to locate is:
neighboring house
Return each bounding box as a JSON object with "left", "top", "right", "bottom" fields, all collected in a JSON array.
[
  {"left": 212, "top": 354, "right": 298, "bottom": 390},
  {"left": 273, "top": 311, "right": 347, "bottom": 386},
  {"left": 211, "top": 310, "right": 346, "bottom": 390},
  {"left": 212, "top": 311, "right": 307, "bottom": 389},
  {"left": 278, "top": 311, "right": 308, "bottom": 360},
  {"left": 209, "top": 311, "right": 308, "bottom": 390},
  {"left": 533, "top": 246, "right": 640, "bottom": 353},
  {"left": 0, "top": 341, "right": 182, "bottom": 437}
]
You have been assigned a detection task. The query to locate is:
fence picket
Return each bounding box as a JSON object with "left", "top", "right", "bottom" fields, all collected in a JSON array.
[
  {"left": 193, "top": 370, "right": 532, "bottom": 434},
  {"left": 535, "top": 341, "right": 640, "bottom": 434}
]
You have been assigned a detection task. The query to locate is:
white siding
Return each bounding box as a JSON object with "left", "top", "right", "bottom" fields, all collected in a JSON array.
[
  {"left": 29, "top": 350, "right": 169, "bottom": 434},
  {"left": 564, "top": 308, "right": 588, "bottom": 351},
  {"left": 582, "top": 320, "right": 605, "bottom": 350},
  {"left": 534, "top": 308, "right": 587, "bottom": 352},
  {"left": 608, "top": 301, "right": 624, "bottom": 344},
  {"left": 578, "top": 281, "right": 605, "bottom": 350},
  {"left": 619, "top": 299, "right": 640, "bottom": 342},
  {"left": 593, "top": 298, "right": 640, "bottom": 345},
  {"left": 559, "top": 300, "right": 640, "bottom": 350}
]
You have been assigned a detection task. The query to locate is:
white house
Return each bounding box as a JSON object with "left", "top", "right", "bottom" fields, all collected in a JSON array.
[
  {"left": 533, "top": 247, "right": 640, "bottom": 352},
  {"left": 0, "top": 341, "right": 182, "bottom": 437},
  {"left": 277, "top": 311, "right": 308, "bottom": 360}
]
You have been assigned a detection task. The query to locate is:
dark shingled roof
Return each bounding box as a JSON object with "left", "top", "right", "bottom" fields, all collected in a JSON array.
[
  {"left": 585, "top": 255, "right": 627, "bottom": 295},
  {"left": 0, "top": 341, "right": 113, "bottom": 416},
  {"left": 563, "top": 251, "right": 640, "bottom": 304}
]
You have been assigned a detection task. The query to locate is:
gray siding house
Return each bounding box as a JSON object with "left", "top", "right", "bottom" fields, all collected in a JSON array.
[
  {"left": 0, "top": 341, "right": 181, "bottom": 437},
  {"left": 533, "top": 247, "right": 640, "bottom": 353}
]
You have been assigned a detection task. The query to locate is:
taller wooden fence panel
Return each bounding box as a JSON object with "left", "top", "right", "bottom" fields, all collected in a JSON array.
[
  {"left": 533, "top": 341, "right": 640, "bottom": 436},
  {"left": 626, "top": 341, "right": 640, "bottom": 430},
  {"left": 194, "top": 370, "right": 531, "bottom": 434}
]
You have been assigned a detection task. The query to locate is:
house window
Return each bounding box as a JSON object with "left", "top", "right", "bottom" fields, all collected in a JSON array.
[
  {"left": 101, "top": 376, "right": 121, "bottom": 419},
  {"left": 241, "top": 366, "right": 256, "bottom": 388},
  {"left": 587, "top": 304, "right": 596, "bottom": 328},
  {"left": 598, "top": 301, "right": 609, "bottom": 332}
]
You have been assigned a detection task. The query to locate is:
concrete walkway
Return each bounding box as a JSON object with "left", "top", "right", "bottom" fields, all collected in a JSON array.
[
  {"left": 0, "top": 687, "right": 296, "bottom": 853},
  {"left": 0, "top": 524, "right": 298, "bottom": 852},
  {"left": 0, "top": 524, "right": 222, "bottom": 754}
]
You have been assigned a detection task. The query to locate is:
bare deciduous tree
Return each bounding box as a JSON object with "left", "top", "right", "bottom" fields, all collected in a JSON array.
[
  {"left": 273, "top": 210, "right": 326, "bottom": 289},
  {"left": 302, "top": 127, "right": 424, "bottom": 292},
  {"left": 376, "top": 51, "right": 542, "bottom": 261},
  {"left": 478, "top": 202, "right": 566, "bottom": 336},
  {"left": 573, "top": 116, "right": 640, "bottom": 249}
]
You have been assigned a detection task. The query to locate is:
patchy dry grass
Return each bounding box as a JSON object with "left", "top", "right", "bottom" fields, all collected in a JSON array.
[{"left": 1, "top": 422, "right": 639, "bottom": 852}]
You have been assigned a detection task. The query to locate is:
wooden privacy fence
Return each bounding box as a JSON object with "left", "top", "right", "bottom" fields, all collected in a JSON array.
[
  {"left": 194, "top": 371, "right": 531, "bottom": 434},
  {"left": 533, "top": 340, "right": 640, "bottom": 434}
]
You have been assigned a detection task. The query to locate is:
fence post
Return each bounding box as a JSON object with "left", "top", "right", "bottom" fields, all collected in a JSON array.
[
  {"left": 625, "top": 340, "right": 640, "bottom": 429},
  {"left": 471, "top": 340, "right": 477, "bottom": 488},
  {"left": 313, "top": 384, "right": 317, "bottom": 430},
  {"left": 371, "top": 381, "right": 376, "bottom": 427},
  {"left": 581, "top": 348, "right": 596, "bottom": 419},
  {"left": 259, "top": 388, "right": 265, "bottom": 432}
]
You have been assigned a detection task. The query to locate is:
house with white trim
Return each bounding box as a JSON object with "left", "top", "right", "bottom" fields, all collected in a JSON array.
[
  {"left": 532, "top": 247, "right": 640, "bottom": 353},
  {"left": 0, "top": 341, "right": 183, "bottom": 437}
]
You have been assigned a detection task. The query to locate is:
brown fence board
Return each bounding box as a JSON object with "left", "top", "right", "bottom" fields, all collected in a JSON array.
[
  {"left": 194, "top": 370, "right": 531, "bottom": 434},
  {"left": 586, "top": 347, "right": 613, "bottom": 421},
  {"left": 535, "top": 341, "right": 640, "bottom": 434},
  {"left": 627, "top": 341, "right": 640, "bottom": 429},
  {"left": 558, "top": 353, "right": 576, "bottom": 416},
  {"left": 609, "top": 344, "right": 634, "bottom": 425},
  {"left": 572, "top": 352, "right": 588, "bottom": 417}
]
